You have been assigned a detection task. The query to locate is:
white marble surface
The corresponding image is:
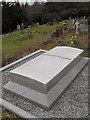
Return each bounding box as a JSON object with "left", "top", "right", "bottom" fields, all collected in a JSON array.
[
  {"left": 10, "top": 46, "right": 83, "bottom": 84},
  {"left": 45, "top": 46, "right": 83, "bottom": 60}
]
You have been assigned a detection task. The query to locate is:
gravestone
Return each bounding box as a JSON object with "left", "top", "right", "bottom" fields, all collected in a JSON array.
[
  {"left": 52, "top": 26, "right": 63, "bottom": 37},
  {"left": 4, "top": 46, "right": 88, "bottom": 110},
  {"left": 75, "top": 21, "right": 79, "bottom": 34},
  {"left": 28, "top": 25, "right": 31, "bottom": 29},
  {"left": 79, "top": 23, "right": 88, "bottom": 32},
  {"left": 17, "top": 25, "right": 21, "bottom": 30},
  {"left": 28, "top": 31, "right": 32, "bottom": 38},
  {"left": 28, "top": 25, "right": 32, "bottom": 38},
  {"left": 69, "top": 17, "right": 71, "bottom": 20},
  {"left": 35, "top": 22, "right": 39, "bottom": 32}
]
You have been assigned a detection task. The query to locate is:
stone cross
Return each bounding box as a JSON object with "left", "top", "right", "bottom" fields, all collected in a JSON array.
[{"left": 75, "top": 21, "right": 79, "bottom": 34}]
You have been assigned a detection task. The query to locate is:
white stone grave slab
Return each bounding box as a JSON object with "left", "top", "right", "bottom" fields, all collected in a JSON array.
[
  {"left": 4, "top": 57, "right": 88, "bottom": 110},
  {"left": 9, "top": 46, "right": 83, "bottom": 93}
]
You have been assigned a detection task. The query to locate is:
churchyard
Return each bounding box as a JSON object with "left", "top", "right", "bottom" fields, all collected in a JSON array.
[
  {"left": 1, "top": 16, "right": 89, "bottom": 119},
  {"left": 2, "top": 19, "right": 88, "bottom": 67}
]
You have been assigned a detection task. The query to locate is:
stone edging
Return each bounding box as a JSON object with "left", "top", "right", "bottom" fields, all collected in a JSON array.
[
  {"left": 0, "top": 49, "right": 47, "bottom": 72},
  {"left": 0, "top": 98, "right": 38, "bottom": 119}
]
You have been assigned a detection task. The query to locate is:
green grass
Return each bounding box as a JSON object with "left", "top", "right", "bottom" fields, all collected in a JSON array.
[
  {"left": 2, "top": 20, "right": 89, "bottom": 66},
  {"left": 2, "top": 24, "right": 58, "bottom": 60}
]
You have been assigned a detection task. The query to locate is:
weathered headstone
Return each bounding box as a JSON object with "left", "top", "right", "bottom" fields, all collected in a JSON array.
[
  {"left": 35, "top": 22, "right": 39, "bottom": 32},
  {"left": 69, "top": 17, "right": 71, "bottom": 20},
  {"left": 28, "top": 25, "right": 31, "bottom": 29},
  {"left": 79, "top": 23, "right": 88, "bottom": 32},
  {"left": 28, "top": 31, "right": 32, "bottom": 38},
  {"left": 17, "top": 25, "right": 21, "bottom": 30},
  {"left": 28, "top": 25, "right": 32, "bottom": 38},
  {"left": 52, "top": 26, "right": 63, "bottom": 37}
]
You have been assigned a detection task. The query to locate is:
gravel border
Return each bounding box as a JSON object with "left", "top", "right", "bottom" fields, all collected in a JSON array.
[{"left": 1, "top": 52, "right": 89, "bottom": 118}]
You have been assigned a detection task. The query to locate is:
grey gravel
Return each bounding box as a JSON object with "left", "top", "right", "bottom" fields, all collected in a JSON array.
[{"left": 2, "top": 54, "right": 89, "bottom": 118}]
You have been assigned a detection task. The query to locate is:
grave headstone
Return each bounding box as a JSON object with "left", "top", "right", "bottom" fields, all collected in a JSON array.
[
  {"left": 28, "top": 25, "right": 31, "bottom": 29},
  {"left": 17, "top": 25, "right": 21, "bottom": 30},
  {"left": 28, "top": 31, "right": 32, "bottom": 38},
  {"left": 28, "top": 25, "right": 32, "bottom": 38},
  {"left": 69, "top": 17, "right": 71, "bottom": 20},
  {"left": 52, "top": 26, "right": 63, "bottom": 37},
  {"left": 79, "top": 23, "right": 88, "bottom": 32},
  {"left": 35, "top": 22, "right": 39, "bottom": 32}
]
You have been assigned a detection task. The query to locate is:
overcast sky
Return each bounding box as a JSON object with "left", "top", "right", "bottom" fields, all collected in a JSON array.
[
  {"left": 1, "top": 0, "right": 47, "bottom": 3},
  {"left": 0, "top": 0, "right": 89, "bottom": 3}
]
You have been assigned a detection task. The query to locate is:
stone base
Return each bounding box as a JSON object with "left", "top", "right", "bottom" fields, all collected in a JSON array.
[{"left": 3, "top": 57, "right": 88, "bottom": 110}]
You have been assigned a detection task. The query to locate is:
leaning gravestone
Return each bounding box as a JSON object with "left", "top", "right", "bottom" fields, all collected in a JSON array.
[{"left": 4, "top": 46, "right": 88, "bottom": 110}]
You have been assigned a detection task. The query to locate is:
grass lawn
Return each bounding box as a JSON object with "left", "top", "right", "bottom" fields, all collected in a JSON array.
[{"left": 2, "top": 20, "right": 88, "bottom": 66}]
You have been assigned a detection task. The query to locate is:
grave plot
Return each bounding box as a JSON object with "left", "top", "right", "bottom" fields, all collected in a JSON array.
[{"left": 3, "top": 46, "right": 88, "bottom": 110}]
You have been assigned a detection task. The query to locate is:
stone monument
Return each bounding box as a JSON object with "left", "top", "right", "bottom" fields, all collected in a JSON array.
[
  {"left": 17, "top": 25, "right": 21, "bottom": 30},
  {"left": 4, "top": 46, "right": 88, "bottom": 110}
]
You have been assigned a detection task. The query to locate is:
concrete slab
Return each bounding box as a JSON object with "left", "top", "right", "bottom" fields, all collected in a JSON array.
[
  {"left": 9, "top": 46, "right": 84, "bottom": 93},
  {"left": 4, "top": 57, "right": 88, "bottom": 110}
]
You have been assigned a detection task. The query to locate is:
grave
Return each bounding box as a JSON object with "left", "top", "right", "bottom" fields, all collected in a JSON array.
[
  {"left": 52, "top": 26, "right": 63, "bottom": 37},
  {"left": 3, "top": 46, "right": 88, "bottom": 110},
  {"left": 79, "top": 23, "right": 88, "bottom": 32}
]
